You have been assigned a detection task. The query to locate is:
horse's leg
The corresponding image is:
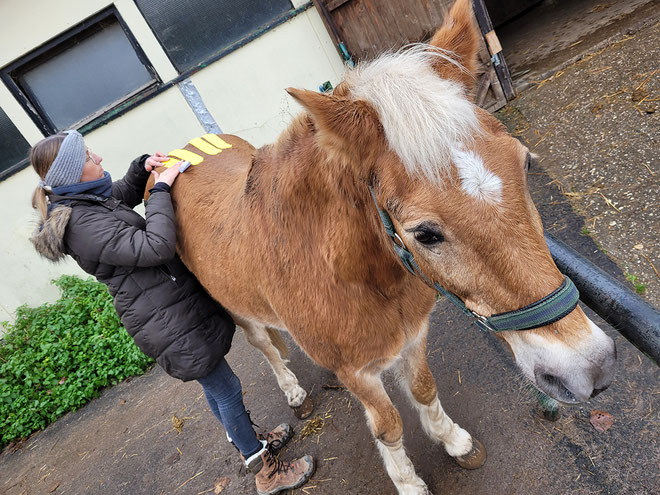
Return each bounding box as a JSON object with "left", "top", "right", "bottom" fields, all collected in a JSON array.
[
  {"left": 238, "top": 320, "right": 313, "bottom": 419},
  {"left": 398, "top": 329, "right": 486, "bottom": 469},
  {"left": 338, "top": 368, "right": 430, "bottom": 495}
]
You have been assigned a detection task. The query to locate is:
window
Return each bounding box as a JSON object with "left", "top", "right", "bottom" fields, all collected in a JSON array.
[
  {"left": 134, "top": 0, "right": 293, "bottom": 73},
  {"left": 1, "top": 7, "right": 159, "bottom": 135},
  {"left": 0, "top": 107, "right": 31, "bottom": 180}
]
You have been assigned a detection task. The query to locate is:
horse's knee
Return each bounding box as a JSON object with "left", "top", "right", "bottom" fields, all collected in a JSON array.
[
  {"left": 375, "top": 429, "right": 403, "bottom": 446},
  {"left": 399, "top": 335, "right": 438, "bottom": 406},
  {"left": 410, "top": 366, "right": 438, "bottom": 406},
  {"left": 401, "top": 354, "right": 438, "bottom": 406},
  {"left": 368, "top": 407, "right": 404, "bottom": 445},
  {"left": 337, "top": 369, "right": 404, "bottom": 444}
]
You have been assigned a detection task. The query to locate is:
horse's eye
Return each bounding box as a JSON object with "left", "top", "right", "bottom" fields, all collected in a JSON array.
[
  {"left": 526, "top": 153, "right": 533, "bottom": 172},
  {"left": 414, "top": 229, "right": 444, "bottom": 246}
]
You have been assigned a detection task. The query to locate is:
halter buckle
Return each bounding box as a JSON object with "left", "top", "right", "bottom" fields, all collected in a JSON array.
[
  {"left": 392, "top": 232, "right": 406, "bottom": 250},
  {"left": 470, "top": 312, "right": 493, "bottom": 332}
]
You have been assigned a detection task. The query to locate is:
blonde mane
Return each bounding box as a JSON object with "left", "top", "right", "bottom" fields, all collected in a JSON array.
[{"left": 345, "top": 45, "right": 480, "bottom": 184}]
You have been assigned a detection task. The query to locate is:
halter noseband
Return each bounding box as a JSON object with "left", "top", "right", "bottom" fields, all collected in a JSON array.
[{"left": 368, "top": 187, "right": 579, "bottom": 332}]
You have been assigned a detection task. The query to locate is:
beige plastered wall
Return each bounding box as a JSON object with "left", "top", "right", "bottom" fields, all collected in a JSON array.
[{"left": 0, "top": 0, "right": 344, "bottom": 326}]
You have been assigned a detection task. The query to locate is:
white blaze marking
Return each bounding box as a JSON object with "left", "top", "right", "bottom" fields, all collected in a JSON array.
[{"left": 451, "top": 147, "right": 502, "bottom": 203}]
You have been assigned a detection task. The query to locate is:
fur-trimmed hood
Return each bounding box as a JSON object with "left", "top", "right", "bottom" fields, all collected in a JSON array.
[{"left": 30, "top": 205, "right": 72, "bottom": 262}]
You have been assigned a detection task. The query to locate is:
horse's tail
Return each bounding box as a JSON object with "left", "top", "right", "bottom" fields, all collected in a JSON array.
[{"left": 266, "top": 327, "right": 289, "bottom": 361}]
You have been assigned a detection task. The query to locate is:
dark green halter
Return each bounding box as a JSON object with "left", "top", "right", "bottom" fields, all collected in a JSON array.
[{"left": 369, "top": 187, "right": 580, "bottom": 333}]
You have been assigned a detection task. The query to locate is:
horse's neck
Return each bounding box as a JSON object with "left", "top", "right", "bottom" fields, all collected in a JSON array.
[
  {"left": 249, "top": 119, "right": 406, "bottom": 289},
  {"left": 253, "top": 116, "right": 365, "bottom": 211}
]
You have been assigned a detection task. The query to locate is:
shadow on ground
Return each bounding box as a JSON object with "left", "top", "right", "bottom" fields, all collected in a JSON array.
[{"left": 2, "top": 297, "right": 657, "bottom": 495}]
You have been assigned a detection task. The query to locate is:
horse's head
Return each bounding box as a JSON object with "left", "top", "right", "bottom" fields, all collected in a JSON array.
[{"left": 287, "top": 0, "right": 615, "bottom": 404}]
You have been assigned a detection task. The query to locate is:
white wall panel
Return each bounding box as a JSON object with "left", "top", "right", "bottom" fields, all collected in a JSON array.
[
  {"left": 190, "top": 10, "right": 345, "bottom": 147},
  {"left": 0, "top": 3, "right": 343, "bottom": 327}
]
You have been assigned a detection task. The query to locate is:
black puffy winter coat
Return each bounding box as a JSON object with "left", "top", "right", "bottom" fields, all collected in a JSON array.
[{"left": 31, "top": 156, "right": 235, "bottom": 381}]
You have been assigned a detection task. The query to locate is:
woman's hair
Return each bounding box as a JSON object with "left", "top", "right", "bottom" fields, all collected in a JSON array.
[{"left": 30, "top": 133, "right": 67, "bottom": 222}]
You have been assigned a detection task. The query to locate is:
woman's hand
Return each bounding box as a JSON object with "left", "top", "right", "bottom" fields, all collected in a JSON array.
[
  {"left": 151, "top": 161, "right": 183, "bottom": 187},
  {"left": 145, "top": 152, "right": 169, "bottom": 172}
]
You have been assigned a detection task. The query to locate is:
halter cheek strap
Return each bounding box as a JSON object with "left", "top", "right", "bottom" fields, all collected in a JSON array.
[{"left": 368, "top": 186, "right": 580, "bottom": 333}]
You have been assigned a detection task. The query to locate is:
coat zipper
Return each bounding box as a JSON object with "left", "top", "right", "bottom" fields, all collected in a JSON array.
[{"left": 160, "top": 266, "right": 177, "bottom": 282}]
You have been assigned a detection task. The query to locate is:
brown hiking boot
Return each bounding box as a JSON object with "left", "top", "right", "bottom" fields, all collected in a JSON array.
[
  {"left": 245, "top": 445, "right": 315, "bottom": 495},
  {"left": 258, "top": 423, "right": 293, "bottom": 454},
  {"left": 229, "top": 423, "right": 292, "bottom": 455}
]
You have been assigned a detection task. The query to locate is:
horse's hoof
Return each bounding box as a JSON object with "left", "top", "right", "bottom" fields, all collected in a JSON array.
[
  {"left": 455, "top": 438, "right": 486, "bottom": 470},
  {"left": 292, "top": 395, "right": 314, "bottom": 419}
]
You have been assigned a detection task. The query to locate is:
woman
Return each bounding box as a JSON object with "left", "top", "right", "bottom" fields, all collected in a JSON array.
[{"left": 29, "top": 130, "right": 314, "bottom": 495}]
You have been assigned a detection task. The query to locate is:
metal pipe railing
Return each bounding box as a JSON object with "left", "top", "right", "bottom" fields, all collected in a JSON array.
[{"left": 545, "top": 233, "right": 660, "bottom": 365}]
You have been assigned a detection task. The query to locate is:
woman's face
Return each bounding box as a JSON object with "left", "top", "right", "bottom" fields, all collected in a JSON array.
[{"left": 79, "top": 149, "right": 104, "bottom": 182}]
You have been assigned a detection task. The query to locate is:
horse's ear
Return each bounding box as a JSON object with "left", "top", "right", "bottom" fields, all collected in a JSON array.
[
  {"left": 286, "top": 87, "right": 380, "bottom": 148},
  {"left": 429, "top": 0, "right": 479, "bottom": 92}
]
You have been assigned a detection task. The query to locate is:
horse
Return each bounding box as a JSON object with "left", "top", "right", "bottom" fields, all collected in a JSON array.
[{"left": 147, "top": 1, "right": 616, "bottom": 492}]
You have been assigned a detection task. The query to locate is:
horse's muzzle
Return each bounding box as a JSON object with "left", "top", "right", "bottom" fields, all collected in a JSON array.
[{"left": 533, "top": 337, "right": 616, "bottom": 404}]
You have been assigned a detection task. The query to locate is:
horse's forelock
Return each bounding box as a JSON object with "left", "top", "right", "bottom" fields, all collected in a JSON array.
[{"left": 344, "top": 45, "right": 481, "bottom": 184}]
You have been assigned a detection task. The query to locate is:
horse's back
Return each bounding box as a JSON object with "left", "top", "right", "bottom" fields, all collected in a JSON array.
[
  {"left": 183, "top": 134, "right": 255, "bottom": 179},
  {"left": 169, "top": 134, "right": 284, "bottom": 324},
  {"left": 171, "top": 134, "right": 255, "bottom": 211}
]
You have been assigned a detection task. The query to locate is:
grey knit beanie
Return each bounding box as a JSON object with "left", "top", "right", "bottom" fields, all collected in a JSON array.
[{"left": 40, "top": 130, "right": 86, "bottom": 188}]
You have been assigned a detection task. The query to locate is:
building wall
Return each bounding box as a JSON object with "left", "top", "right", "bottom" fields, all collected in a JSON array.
[{"left": 0, "top": 0, "right": 344, "bottom": 324}]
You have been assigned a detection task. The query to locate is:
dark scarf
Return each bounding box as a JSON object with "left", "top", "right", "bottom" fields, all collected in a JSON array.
[
  {"left": 46, "top": 172, "right": 113, "bottom": 214},
  {"left": 51, "top": 171, "right": 113, "bottom": 198}
]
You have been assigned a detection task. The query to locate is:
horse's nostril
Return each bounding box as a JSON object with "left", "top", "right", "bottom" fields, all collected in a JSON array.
[
  {"left": 535, "top": 372, "right": 578, "bottom": 404},
  {"left": 541, "top": 373, "right": 560, "bottom": 387}
]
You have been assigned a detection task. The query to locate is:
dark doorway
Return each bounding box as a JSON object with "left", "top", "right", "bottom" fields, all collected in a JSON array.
[{"left": 492, "top": 0, "right": 657, "bottom": 81}]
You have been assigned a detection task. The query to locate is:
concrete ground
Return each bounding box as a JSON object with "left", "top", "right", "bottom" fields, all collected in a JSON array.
[
  {"left": 497, "top": 0, "right": 660, "bottom": 305},
  {"left": 2, "top": 303, "right": 657, "bottom": 495},
  {"left": 2, "top": 3, "right": 659, "bottom": 495}
]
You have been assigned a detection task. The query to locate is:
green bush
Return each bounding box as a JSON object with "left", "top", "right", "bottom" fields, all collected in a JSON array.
[{"left": 0, "top": 275, "right": 153, "bottom": 448}]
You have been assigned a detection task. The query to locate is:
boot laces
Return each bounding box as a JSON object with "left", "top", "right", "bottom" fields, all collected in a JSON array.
[
  {"left": 264, "top": 444, "right": 293, "bottom": 479},
  {"left": 260, "top": 430, "right": 283, "bottom": 450}
]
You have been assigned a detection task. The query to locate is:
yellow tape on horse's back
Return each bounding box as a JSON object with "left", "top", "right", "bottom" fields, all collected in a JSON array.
[
  {"left": 162, "top": 149, "right": 204, "bottom": 168},
  {"left": 189, "top": 137, "right": 221, "bottom": 155},
  {"left": 202, "top": 134, "right": 232, "bottom": 149},
  {"left": 160, "top": 135, "right": 230, "bottom": 168}
]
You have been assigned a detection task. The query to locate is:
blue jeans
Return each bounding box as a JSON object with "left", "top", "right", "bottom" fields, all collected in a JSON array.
[{"left": 197, "top": 358, "right": 262, "bottom": 458}]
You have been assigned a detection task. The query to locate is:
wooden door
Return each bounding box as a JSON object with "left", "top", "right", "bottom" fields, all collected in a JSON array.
[{"left": 313, "top": 0, "right": 513, "bottom": 112}]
